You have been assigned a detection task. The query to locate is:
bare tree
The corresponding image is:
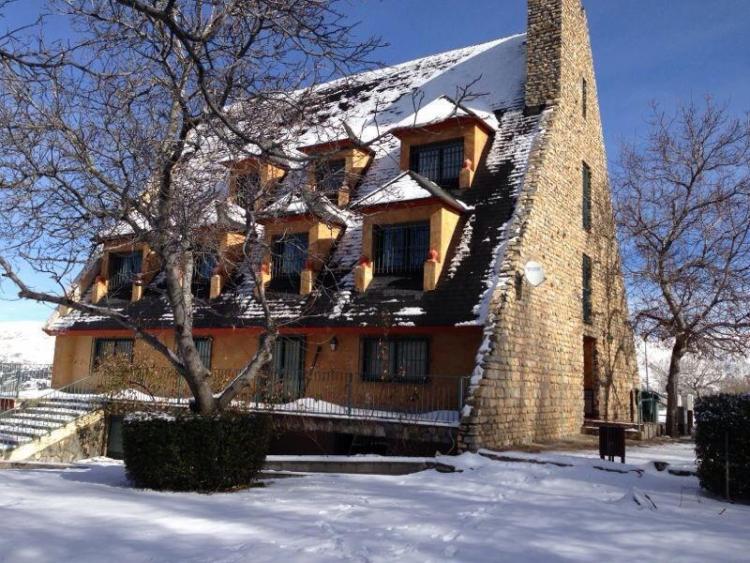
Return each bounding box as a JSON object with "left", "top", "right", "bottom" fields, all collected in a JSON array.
[
  {"left": 616, "top": 99, "right": 750, "bottom": 436},
  {"left": 0, "top": 0, "right": 379, "bottom": 415},
  {"left": 644, "top": 351, "right": 742, "bottom": 398}
]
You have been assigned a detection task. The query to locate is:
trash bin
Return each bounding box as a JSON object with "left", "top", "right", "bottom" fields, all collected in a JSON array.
[{"left": 599, "top": 425, "right": 626, "bottom": 463}]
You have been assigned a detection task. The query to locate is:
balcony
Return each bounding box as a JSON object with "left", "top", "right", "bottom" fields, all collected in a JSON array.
[{"left": 55, "top": 367, "right": 470, "bottom": 426}]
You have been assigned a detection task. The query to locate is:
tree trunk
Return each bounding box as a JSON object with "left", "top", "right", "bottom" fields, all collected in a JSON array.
[{"left": 666, "top": 339, "right": 686, "bottom": 437}]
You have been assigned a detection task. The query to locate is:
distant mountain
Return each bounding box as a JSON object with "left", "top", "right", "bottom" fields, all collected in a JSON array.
[{"left": 0, "top": 321, "right": 55, "bottom": 365}]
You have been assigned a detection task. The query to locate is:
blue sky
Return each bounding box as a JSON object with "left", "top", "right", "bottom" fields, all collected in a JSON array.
[{"left": 1, "top": 0, "right": 749, "bottom": 321}]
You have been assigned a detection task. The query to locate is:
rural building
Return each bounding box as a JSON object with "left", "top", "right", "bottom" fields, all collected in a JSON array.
[{"left": 39, "top": 0, "right": 639, "bottom": 455}]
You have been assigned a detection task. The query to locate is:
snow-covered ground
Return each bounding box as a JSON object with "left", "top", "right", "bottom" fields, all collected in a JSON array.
[
  {"left": 0, "top": 321, "right": 54, "bottom": 364},
  {"left": 0, "top": 442, "right": 747, "bottom": 562}
]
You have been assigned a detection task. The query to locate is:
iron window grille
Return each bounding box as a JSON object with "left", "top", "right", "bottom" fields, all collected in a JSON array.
[
  {"left": 270, "top": 232, "right": 309, "bottom": 292},
  {"left": 410, "top": 139, "right": 464, "bottom": 189},
  {"left": 373, "top": 221, "right": 430, "bottom": 278},
  {"left": 192, "top": 252, "right": 218, "bottom": 298},
  {"left": 93, "top": 338, "right": 134, "bottom": 368},
  {"left": 582, "top": 253, "right": 593, "bottom": 324},
  {"left": 582, "top": 161, "right": 592, "bottom": 232},
  {"left": 315, "top": 159, "right": 346, "bottom": 194},
  {"left": 272, "top": 336, "right": 305, "bottom": 397},
  {"left": 194, "top": 337, "right": 212, "bottom": 370},
  {"left": 108, "top": 252, "right": 142, "bottom": 299},
  {"left": 361, "top": 337, "right": 429, "bottom": 382},
  {"left": 235, "top": 171, "right": 259, "bottom": 209}
]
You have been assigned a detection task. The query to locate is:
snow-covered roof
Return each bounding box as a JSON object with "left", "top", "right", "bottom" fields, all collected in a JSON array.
[
  {"left": 351, "top": 171, "right": 470, "bottom": 212},
  {"left": 48, "top": 32, "right": 546, "bottom": 333}
]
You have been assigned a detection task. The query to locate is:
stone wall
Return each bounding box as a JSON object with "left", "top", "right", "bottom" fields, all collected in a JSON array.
[
  {"left": 14, "top": 413, "right": 107, "bottom": 463},
  {"left": 459, "top": 0, "right": 639, "bottom": 450}
]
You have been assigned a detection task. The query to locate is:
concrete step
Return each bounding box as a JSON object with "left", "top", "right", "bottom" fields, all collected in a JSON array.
[
  {"left": 24, "top": 406, "right": 92, "bottom": 418},
  {"left": 0, "top": 417, "right": 66, "bottom": 430},
  {"left": 0, "top": 424, "right": 50, "bottom": 438},
  {"left": 8, "top": 411, "right": 78, "bottom": 426},
  {"left": 37, "top": 400, "right": 98, "bottom": 411},
  {"left": 0, "top": 432, "right": 31, "bottom": 446}
]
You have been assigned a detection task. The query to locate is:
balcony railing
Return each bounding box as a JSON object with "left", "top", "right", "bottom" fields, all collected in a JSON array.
[
  {"left": 3, "top": 364, "right": 469, "bottom": 426},
  {"left": 88, "top": 367, "right": 469, "bottom": 425}
]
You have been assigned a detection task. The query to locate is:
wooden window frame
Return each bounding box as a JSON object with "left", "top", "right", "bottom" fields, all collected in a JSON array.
[
  {"left": 372, "top": 221, "right": 430, "bottom": 279},
  {"left": 92, "top": 338, "right": 134, "bottom": 370},
  {"left": 360, "top": 336, "right": 430, "bottom": 383},
  {"left": 409, "top": 138, "right": 464, "bottom": 189},
  {"left": 269, "top": 232, "right": 309, "bottom": 293},
  {"left": 315, "top": 158, "right": 347, "bottom": 194},
  {"left": 108, "top": 251, "right": 142, "bottom": 299}
]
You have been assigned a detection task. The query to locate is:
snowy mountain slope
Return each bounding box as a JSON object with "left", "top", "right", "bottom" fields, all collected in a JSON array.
[{"left": 0, "top": 321, "right": 55, "bottom": 364}]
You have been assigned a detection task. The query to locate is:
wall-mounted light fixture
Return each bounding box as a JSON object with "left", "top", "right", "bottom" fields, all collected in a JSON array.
[{"left": 329, "top": 336, "right": 338, "bottom": 352}]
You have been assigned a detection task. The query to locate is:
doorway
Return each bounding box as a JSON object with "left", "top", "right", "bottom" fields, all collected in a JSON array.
[{"left": 583, "top": 336, "right": 598, "bottom": 419}]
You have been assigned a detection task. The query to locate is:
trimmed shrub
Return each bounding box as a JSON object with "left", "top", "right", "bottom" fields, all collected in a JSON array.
[
  {"left": 123, "top": 410, "right": 271, "bottom": 492},
  {"left": 694, "top": 394, "right": 750, "bottom": 501}
]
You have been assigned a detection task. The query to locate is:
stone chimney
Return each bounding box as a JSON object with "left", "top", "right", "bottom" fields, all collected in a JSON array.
[{"left": 525, "top": 0, "right": 586, "bottom": 109}]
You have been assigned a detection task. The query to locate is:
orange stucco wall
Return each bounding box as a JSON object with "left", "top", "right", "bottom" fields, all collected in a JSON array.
[{"left": 51, "top": 328, "right": 481, "bottom": 410}]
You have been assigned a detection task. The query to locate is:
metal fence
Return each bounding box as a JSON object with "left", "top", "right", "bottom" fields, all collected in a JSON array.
[
  {"left": 0, "top": 363, "right": 52, "bottom": 398},
  {"left": 0, "top": 364, "right": 469, "bottom": 425}
]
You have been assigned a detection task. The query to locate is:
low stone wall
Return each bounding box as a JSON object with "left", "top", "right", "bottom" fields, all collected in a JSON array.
[{"left": 7, "top": 411, "right": 107, "bottom": 463}]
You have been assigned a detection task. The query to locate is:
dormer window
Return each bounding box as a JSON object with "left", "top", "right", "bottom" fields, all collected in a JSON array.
[
  {"left": 193, "top": 252, "right": 218, "bottom": 298},
  {"left": 410, "top": 139, "right": 464, "bottom": 189},
  {"left": 235, "top": 170, "right": 259, "bottom": 209},
  {"left": 373, "top": 222, "right": 429, "bottom": 285},
  {"left": 300, "top": 140, "right": 373, "bottom": 207},
  {"left": 270, "top": 232, "right": 309, "bottom": 292},
  {"left": 108, "top": 251, "right": 142, "bottom": 299},
  {"left": 315, "top": 158, "right": 346, "bottom": 195}
]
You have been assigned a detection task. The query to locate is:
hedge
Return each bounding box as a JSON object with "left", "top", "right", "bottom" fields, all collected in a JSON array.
[
  {"left": 694, "top": 394, "right": 750, "bottom": 501},
  {"left": 123, "top": 410, "right": 271, "bottom": 492}
]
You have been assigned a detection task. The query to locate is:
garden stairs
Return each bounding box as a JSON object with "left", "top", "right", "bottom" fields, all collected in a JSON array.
[{"left": 0, "top": 395, "right": 104, "bottom": 461}]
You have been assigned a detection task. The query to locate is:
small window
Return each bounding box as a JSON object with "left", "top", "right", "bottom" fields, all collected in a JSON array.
[
  {"left": 410, "top": 139, "right": 464, "bottom": 188},
  {"left": 235, "top": 171, "right": 259, "bottom": 209},
  {"left": 93, "top": 338, "right": 134, "bottom": 368},
  {"left": 582, "top": 78, "right": 588, "bottom": 119},
  {"left": 270, "top": 232, "right": 308, "bottom": 292},
  {"left": 361, "top": 337, "right": 429, "bottom": 382},
  {"left": 582, "top": 254, "right": 593, "bottom": 324},
  {"left": 108, "top": 252, "right": 142, "bottom": 299},
  {"left": 194, "top": 337, "right": 212, "bottom": 370},
  {"left": 373, "top": 222, "right": 429, "bottom": 279},
  {"left": 582, "top": 162, "right": 592, "bottom": 231},
  {"left": 315, "top": 159, "right": 346, "bottom": 194}
]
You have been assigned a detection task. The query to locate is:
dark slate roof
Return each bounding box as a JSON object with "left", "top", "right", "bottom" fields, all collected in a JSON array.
[{"left": 47, "top": 34, "right": 545, "bottom": 333}]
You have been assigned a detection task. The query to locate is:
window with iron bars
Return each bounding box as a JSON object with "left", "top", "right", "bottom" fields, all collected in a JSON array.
[
  {"left": 192, "top": 252, "right": 218, "bottom": 298},
  {"left": 235, "top": 171, "right": 259, "bottom": 209},
  {"left": 270, "top": 232, "right": 309, "bottom": 292},
  {"left": 410, "top": 139, "right": 464, "bottom": 188},
  {"left": 315, "top": 159, "right": 346, "bottom": 194},
  {"left": 194, "top": 337, "right": 212, "bottom": 370},
  {"left": 108, "top": 252, "right": 142, "bottom": 299},
  {"left": 582, "top": 253, "right": 593, "bottom": 324},
  {"left": 361, "top": 337, "right": 429, "bottom": 382},
  {"left": 93, "top": 338, "right": 134, "bottom": 368},
  {"left": 373, "top": 222, "right": 429, "bottom": 279}
]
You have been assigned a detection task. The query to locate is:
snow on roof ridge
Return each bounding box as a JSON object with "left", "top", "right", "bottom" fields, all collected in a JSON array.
[{"left": 317, "top": 33, "right": 526, "bottom": 91}]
